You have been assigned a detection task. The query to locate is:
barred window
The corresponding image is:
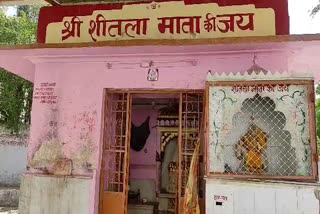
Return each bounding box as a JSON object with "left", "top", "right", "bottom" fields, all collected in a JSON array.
[{"left": 206, "top": 81, "right": 317, "bottom": 180}]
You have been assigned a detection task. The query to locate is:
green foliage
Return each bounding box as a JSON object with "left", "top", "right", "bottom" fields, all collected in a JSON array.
[
  {"left": 311, "top": 1, "right": 320, "bottom": 16},
  {"left": 0, "top": 6, "right": 40, "bottom": 45},
  {"left": 0, "top": 70, "right": 33, "bottom": 134},
  {"left": 17, "top": 5, "right": 41, "bottom": 22},
  {"left": 0, "top": 6, "right": 40, "bottom": 135}
]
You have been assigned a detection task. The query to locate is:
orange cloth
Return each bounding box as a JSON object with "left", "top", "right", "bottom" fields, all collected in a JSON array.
[
  {"left": 240, "top": 126, "right": 267, "bottom": 173},
  {"left": 247, "top": 151, "right": 264, "bottom": 173},
  {"left": 183, "top": 140, "right": 200, "bottom": 214}
]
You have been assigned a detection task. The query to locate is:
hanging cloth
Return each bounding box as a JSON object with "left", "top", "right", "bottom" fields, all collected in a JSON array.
[
  {"left": 183, "top": 139, "right": 200, "bottom": 214},
  {"left": 130, "top": 116, "right": 150, "bottom": 152}
]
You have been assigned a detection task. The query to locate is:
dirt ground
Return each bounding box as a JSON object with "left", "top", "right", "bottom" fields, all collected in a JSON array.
[{"left": 0, "top": 207, "right": 18, "bottom": 214}]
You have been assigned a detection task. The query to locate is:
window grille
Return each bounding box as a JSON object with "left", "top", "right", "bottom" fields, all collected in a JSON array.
[{"left": 206, "top": 81, "right": 317, "bottom": 180}]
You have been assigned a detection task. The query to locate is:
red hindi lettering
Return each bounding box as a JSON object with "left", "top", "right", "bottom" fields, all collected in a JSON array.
[
  {"left": 89, "top": 16, "right": 149, "bottom": 41},
  {"left": 88, "top": 14, "right": 108, "bottom": 42},
  {"left": 158, "top": 17, "right": 175, "bottom": 34},
  {"left": 214, "top": 13, "right": 254, "bottom": 33},
  {"left": 204, "top": 13, "right": 216, "bottom": 32},
  {"left": 216, "top": 14, "right": 236, "bottom": 33},
  {"left": 48, "top": 83, "right": 56, "bottom": 87},
  {"left": 257, "top": 85, "right": 265, "bottom": 93},
  {"left": 236, "top": 13, "right": 254, "bottom": 31},
  {"left": 62, "top": 16, "right": 83, "bottom": 41},
  {"left": 40, "top": 82, "right": 49, "bottom": 87},
  {"left": 107, "top": 20, "right": 122, "bottom": 37},
  {"left": 283, "top": 85, "right": 289, "bottom": 92},
  {"left": 242, "top": 86, "right": 249, "bottom": 93},
  {"left": 251, "top": 85, "right": 260, "bottom": 93},
  {"left": 124, "top": 19, "right": 149, "bottom": 38},
  {"left": 278, "top": 84, "right": 290, "bottom": 92},
  {"left": 158, "top": 16, "right": 201, "bottom": 34},
  {"left": 267, "top": 85, "right": 275, "bottom": 92},
  {"left": 181, "top": 16, "right": 201, "bottom": 34},
  {"left": 231, "top": 86, "right": 238, "bottom": 93},
  {"left": 96, "top": 14, "right": 107, "bottom": 37}
]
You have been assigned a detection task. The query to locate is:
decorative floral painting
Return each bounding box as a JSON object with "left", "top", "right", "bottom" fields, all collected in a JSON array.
[{"left": 208, "top": 83, "right": 313, "bottom": 177}]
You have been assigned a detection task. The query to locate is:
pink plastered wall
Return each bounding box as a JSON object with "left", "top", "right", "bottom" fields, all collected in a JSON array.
[
  {"left": 28, "top": 63, "right": 104, "bottom": 214},
  {"left": 21, "top": 47, "right": 298, "bottom": 214},
  {"left": 0, "top": 52, "right": 34, "bottom": 82}
]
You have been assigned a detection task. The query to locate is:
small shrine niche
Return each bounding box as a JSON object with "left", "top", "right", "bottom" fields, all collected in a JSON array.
[
  {"left": 207, "top": 79, "right": 317, "bottom": 180},
  {"left": 236, "top": 123, "right": 268, "bottom": 174},
  {"left": 156, "top": 97, "right": 202, "bottom": 193},
  {"left": 233, "top": 94, "right": 296, "bottom": 176},
  {"left": 157, "top": 100, "right": 180, "bottom": 194},
  {"left": 160, "top": 134, "right": 178, "bottom": 193}
]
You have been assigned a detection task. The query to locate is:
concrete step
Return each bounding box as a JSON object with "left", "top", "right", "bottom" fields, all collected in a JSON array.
[{"left": 0, "top": 187, "right": 19, "bottom": 207}]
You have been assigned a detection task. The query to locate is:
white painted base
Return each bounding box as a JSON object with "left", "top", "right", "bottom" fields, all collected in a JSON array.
[
  {"left": 206, "top": 179, "right": 320, "bottom": 214},
  {"left": 18, "top": 175, "right": 90, "bottom": 214}
]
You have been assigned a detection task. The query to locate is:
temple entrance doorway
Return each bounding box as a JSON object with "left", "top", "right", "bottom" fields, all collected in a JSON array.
[{"left": 99, "top": 91, "right": 204, "bottom": 214}]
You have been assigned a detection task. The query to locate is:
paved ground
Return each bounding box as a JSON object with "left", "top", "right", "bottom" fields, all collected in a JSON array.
[
  {"left": 0, "top": 207, "right": 18, "bottom": 214},
  {"left": 0, "top": 188, "right": 19, "bottom": 207}
]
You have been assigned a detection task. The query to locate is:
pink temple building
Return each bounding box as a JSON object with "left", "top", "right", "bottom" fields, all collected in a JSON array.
[{"left": 1, "top": 0, "right": 320, "bottom": 214}]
